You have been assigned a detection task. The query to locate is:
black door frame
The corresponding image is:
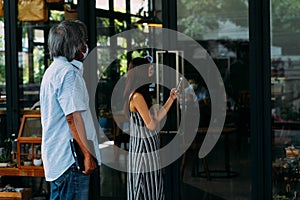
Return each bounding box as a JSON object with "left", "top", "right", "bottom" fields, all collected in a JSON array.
[{"left": 249, "top": 0, "right": 272, "bottom": 199}]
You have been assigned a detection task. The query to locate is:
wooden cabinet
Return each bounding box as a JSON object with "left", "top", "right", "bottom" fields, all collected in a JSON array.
[{"left": 17, "top": 114, "right": 43, "bottom": 169}]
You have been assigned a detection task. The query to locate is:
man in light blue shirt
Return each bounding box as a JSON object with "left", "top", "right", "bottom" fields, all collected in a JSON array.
[{"left": 40, "top": 20, "right": 101, "bottom": 200}]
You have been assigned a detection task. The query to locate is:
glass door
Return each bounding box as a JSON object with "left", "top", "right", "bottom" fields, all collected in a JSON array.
[
  {"left": 0, "top": 2, "right": 6, "bottom": 148},
  {"left": 177, "top": 0, "right": 251, "bottom": 199},
  {"left": 271, "top": 0, "right": 300, "bottom": 199}
]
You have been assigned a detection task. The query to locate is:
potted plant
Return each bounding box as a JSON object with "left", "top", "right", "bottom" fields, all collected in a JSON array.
[
  {"left": 0, "top": 148, "right": 10, "bottom": 167},
  {"left": 0, "top": 137, "right": 17, "bottom": 167}
]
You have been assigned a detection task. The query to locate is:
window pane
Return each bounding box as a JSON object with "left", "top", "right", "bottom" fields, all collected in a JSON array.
[
  {"left": 177, "top": 0, "right": 251, "bottom": 199},
  {"left": 271, "top": 0, "right": 300, "bottom": 198},
  {"left": 0, "top": 20, "right": 5, "bottom": 104},
  {"left": 0, "top": 4, "right": 6, "bottom": 147},
  {"left": 96, "top": 0, "right": 109, "bottom": 10},
  {"left": 97, "top": 17, "right": 110, "bottom": 47},
  {"left": 178, "top": 0, "right": 249, "bottom": 41},
  {"left": 130, "top": 0, "right": 148, "bottom": 15},
  {"left": 114, "top": 0, "right": 126, "bottom": 13},
  {"left": 19, "top": 23, "right": 47, "bottom": 109}
]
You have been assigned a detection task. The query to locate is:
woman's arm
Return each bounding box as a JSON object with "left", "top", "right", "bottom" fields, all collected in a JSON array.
[
  {"left": 131, "top": 89, "right": 178, "bottom": 131},
  {"left": 155, "top": 88, "right": 178, "bottom": 121}
]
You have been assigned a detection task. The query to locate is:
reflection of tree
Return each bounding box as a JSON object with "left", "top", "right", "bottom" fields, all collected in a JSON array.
[
  {"left": 272, "top": 0, "right": 300, "bottom": 33},
  {"left": 177, "top": 0, "right": 248, "bottom": 39},
  {"left": 220, "top": 0, "right": 248, "bottom": 27},
  {"left": 0, "top": 18, "right": 5, "bottom": 85},
  {"left": 0, "top": 54, "right": 4, "bottom": 84},
  {"left": 271, "top": 0, "right": 300, "bottom": 54}
]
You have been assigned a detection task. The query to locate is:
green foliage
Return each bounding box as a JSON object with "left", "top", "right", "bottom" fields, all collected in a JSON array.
[
  {"left": 273, "top": 194, "right": 291, "bottom": 200},
  {"left": 0, "top": 59, "right": 5, "bottom": 85},
  {"left": 272, "top": 0, "right": 300, "bottom": 33},
  {"left": 0, "top": 138, "right": 12, "bottom": 163},
  {"left": 0, "top": 150, "right": 10, "bottom": 163},
  {"left": 280, "top": 102, "right": 300, "bottom": 121},
  {"left": 177, "top": 0, "right": 248, "bottom": 39},
  {"left": 271, "top": 0, "right": 300, "bottom": 54},
  {"left": 49, "top": 10, "right": 64, "bottom": 22}
]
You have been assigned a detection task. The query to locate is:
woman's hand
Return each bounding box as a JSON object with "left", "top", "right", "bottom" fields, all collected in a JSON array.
[{"left": 170, "top": 88, "right": 179, "bottom": 100}]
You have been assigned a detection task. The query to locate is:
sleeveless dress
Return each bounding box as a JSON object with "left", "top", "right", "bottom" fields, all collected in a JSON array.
[{"left": 127, "top": 111, "right": 164, "bottom": 200}]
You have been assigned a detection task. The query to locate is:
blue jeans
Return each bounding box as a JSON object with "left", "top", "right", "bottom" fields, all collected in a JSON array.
[{"left": 49, "top": 163, "right": 90, "bottom": 200}]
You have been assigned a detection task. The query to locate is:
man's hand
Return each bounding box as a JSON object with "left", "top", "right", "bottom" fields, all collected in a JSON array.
[{"left": 82, "top": 153, "right": 97, "bottom": 174}]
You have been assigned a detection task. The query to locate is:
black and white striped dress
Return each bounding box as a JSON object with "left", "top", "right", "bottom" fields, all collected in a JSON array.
[{"left": 127, "top": 111, "right": 164, "bottom": 200}]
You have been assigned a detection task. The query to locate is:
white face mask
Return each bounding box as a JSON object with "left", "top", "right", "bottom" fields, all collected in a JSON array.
[
  {"left": 190, "top": 83, "right": 197, "bottom": 90},
  {"left": 82, "top": 45, "right": 89, "bottom": 60}
]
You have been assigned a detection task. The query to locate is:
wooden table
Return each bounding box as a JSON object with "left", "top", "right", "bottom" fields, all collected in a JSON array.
[
  {"left": 0, "top": 167, "right": 44, "bottom": 177},
  {"left": 0, "top": 110, "right": 41, "bottom": 116},
  {"left": 0, "top": 188, "right": 32, "bottom": 200},
  {"left": 196, "top": 127, "right": 239, "bottom": 179}
]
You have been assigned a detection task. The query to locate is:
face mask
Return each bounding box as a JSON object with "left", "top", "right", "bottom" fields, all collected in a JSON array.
[
  {"left": 82, "top": 45, "right": 89, "bottom": 60},
  {"left": 151, "top": 64, "right": 155, "bottom": 74},
  {"left": 190, "top": 83, "right": 197, "bottom": 90}
]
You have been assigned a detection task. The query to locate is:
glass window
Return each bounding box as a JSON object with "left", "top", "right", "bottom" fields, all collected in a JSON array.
[
  {"left": 114, "top": 0, "right": 126, "bottom": 13},
  {"left": 97, "top": 17, "right": 110, "bottom": 47},
  {"left": 96, "top": 16, "right": 129, "bottom": 121},
  {"left": 177, "top": 0, "right": 248, "bottom": 41},
  {"left": 177, "top": 0, "right": 251, "bottom": 199},
  {"left": 96, "top": 0, "right": 109, "bottom": 10},
  {"left": 18, "top": 23, "right": 47, "bottom": 110},
  {"left": 271, "top": 0, "right": 300, "bottom": 198},
  {"left": 130, "top": 0, "right": 148, "bottom": 15},
  {"left": 0, "top": 20, "right": 5, "bottom": 105},
  {"left": 0, "top": 9, "right": 6, "bottom": 145}
]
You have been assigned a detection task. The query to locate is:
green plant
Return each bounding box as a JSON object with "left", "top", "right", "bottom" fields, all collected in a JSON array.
[
  {"left": 0, "top": 149, "right": 10, "bottom": 163},
  {"left": 280, "top": 102, "right": 300, "bottom": 122},
  {"left": 273, "top": 194, "right": 291, "bottom": 200},
  {"left": 0, "top": 138, "right": 12, "bottom": 163}
]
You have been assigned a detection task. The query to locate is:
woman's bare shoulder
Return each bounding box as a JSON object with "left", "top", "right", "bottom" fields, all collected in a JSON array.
[
  {"left": 131, "top": 92, "right": 147, "bottom": 108},
  {"left": 131, "top": 92, "right": 143, "bottom": 100}
]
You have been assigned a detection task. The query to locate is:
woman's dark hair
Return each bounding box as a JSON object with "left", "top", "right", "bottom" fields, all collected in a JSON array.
[
  {"left": 48, "top": 20, "right": 86, "bottom": 61},
  {"left": 123, "top": 57, "right": 152, "bottom": 116}
]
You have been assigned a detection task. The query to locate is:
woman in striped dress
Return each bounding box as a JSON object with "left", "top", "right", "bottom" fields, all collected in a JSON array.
[{"left": 123, "top": 57, "right": 178, "bottom": 200}]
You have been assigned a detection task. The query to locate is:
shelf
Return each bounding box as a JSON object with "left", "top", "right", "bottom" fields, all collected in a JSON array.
[
  {"left": 0, "top": 167, "right": 44, "bottom": 177},
  {"left": 17, "top": 114, "right": 43, "bottom": 169}
]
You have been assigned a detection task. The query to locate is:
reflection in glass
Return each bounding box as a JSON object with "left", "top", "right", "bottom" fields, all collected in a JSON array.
[
  {"left": 271, "top": 0, "right": 300, "bottom": 123},
  {"left": 0, "top": 20, "right": 5, "bottom": 107},
  {"left": 114, "top": 0, "right": 126, "bottom": 13},
  {"left": 0, "top": 14, "right": 6, "bottom": 147},
  {"left": 22, "top": 117, "right": 42, "bottom": 138},
  {"left": 130, "top": 0, "right": 148, "bottom": 15},
  {"left": 18, "top": 24, "right": 47, "bottom": 109},
  {"left": 177, "top": 0, "right": 248, "bottom": 41},
  {"left": 271, "top": 0, "right": 300, "bottom": 198},
  {"left": 177, "top": 0, "right": 251, "bottom": 199},
  {"left": 96, "top": 0, "right": 109, "bottom": 10}
]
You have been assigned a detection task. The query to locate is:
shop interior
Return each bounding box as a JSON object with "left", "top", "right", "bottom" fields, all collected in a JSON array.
[{"left": 0, "top": 0, "right": 299, "bottom": 199}]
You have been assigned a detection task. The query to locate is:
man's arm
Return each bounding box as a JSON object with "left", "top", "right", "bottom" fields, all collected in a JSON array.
[{"left": 66, "top": 111, "right": 96, "bottom": 174}]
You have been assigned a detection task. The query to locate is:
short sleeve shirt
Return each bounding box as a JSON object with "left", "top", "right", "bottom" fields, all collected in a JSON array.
[{"left": 40, "top": 57, "right": 95, "bottom": 181}]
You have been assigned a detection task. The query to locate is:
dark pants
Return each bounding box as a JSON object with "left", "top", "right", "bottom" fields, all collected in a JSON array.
[{"left": 49, "top": 164, "right": 90, "bottom": 200}]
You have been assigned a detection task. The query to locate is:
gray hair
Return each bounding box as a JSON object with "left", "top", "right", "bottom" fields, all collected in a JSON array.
[
  {"left": 74, "top": 20, "right": 88, "bottom": 43},
  {"left": 48, "top": 20, "right": 86, "bottom": 61}
]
